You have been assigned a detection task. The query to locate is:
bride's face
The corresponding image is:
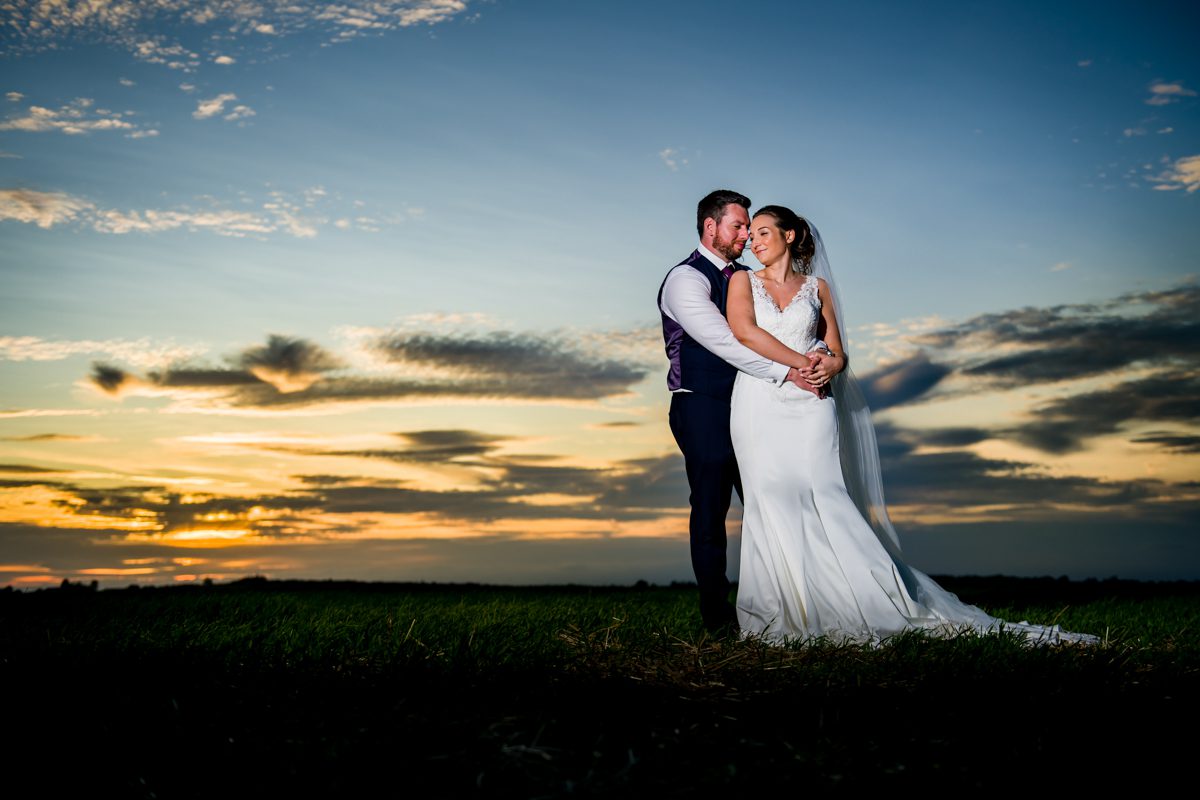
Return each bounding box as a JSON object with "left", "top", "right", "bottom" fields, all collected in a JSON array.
[{"left": 749, "top": 215, "right": 793, "bottom": 266}]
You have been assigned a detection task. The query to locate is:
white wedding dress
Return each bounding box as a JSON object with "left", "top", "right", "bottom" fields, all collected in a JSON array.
[{"left": 731, "top": 273, "right": 1096, "bottom": 646}]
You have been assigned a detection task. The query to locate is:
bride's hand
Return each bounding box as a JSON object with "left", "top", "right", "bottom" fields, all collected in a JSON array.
[{"left": 801, "top": 352, "right": 842, "bottom": 390}]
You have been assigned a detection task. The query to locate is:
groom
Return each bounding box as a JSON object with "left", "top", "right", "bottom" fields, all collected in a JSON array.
[{"left": 658, "top": 189, "right": 813, "bottom": 632}]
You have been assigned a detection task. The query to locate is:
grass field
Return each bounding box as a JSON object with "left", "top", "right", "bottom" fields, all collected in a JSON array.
[{"left": 2, "top": 577, "right": 1197, "bottom": 796}]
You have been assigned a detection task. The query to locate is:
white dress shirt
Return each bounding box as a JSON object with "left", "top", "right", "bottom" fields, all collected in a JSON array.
[{"left": 660, "top": 243, "right": 790, "bottom": 389}]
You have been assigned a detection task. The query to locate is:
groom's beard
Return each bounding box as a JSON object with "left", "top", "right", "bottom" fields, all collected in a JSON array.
[{"left": 712, "top": 233, "right": 746, "bottom": 262}]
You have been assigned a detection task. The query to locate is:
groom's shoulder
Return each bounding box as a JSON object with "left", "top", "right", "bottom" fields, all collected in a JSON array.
[{"left": 663, "top": 250, "right": 702, "bottom": 279}]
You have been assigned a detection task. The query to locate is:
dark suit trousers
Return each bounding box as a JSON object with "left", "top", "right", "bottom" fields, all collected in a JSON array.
[{"left": 669, "top": 391, "right": 742, "bottom": 628}]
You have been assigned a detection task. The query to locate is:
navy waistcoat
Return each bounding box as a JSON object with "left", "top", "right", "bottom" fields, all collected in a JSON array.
[{"left": 657, "top": 250, "right": 746, "bottom": 400}]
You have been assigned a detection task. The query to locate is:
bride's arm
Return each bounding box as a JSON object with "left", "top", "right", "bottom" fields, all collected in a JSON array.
[
  {"left": 727, "top": 272, "right": 813, "bottom": 369},
  {"left": 802, "top": 279, "right": 848, "bottom": 386}
]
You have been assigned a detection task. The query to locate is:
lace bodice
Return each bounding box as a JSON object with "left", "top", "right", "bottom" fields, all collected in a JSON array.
[{"left": 748, "top": 272, "right": 821, "bottom": 353}]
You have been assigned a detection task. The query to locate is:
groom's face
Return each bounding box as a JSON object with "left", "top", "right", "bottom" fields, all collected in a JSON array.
[{"left": 711, "top": 205, "right": 750, "bottom": 261}]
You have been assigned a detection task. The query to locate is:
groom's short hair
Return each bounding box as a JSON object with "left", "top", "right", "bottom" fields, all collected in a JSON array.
[{"left": 697, "top": 189, "right": 751, "bottom": 237}]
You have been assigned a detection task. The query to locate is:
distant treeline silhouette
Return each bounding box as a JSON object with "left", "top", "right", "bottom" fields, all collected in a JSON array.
[{"left": 9, "top": 573, "right": 1197, "bottom": 606}]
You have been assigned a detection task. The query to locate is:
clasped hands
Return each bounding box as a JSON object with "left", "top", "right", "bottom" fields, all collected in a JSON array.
[{"left": 784, "top": 349, "right": 842, "bottom": 398}]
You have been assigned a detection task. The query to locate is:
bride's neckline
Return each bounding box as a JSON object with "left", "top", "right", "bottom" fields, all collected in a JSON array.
[{"left": 750, "top": 271, "right": 813, "bottom": 314}]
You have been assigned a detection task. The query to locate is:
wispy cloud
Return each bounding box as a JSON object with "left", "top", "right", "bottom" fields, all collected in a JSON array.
[
  {"left": 1, "top": 186, "right": 389, "bottom": 238},
  {"left": 221, "top": 107, "right": 255, "bottom": 126},
  {"left": 1001, "top": 370, "right": 1199, "bottom": 454},
  {"left": 858, "top": 353, "right": 952, "bottom": 411},
  {"left": 1149, "top": 154, "right": 1200, "bottom": 193},
  {"left": 34, "top": 482, "right": 325, "bottom": 538},
  {"left": 6, "top": 419, "right": 1191, "bottom": 565},
  {"left": 854, "top": 285, "right": 1200, "bottom": 453},
  {"left": 192, "top": 93, "right": 235, "bottom": 119},
  {"left": 0, "top": 189, "right": 91, "bottom": 228},
  {"left": 910, "top": 285, "right": 1199, "bottom": 387},
  {"left": 358, "top": 429, "right": 513, "bottom": 463},
  {"left": 240, "top": 335, "right": 344, "bottom": 393},
  {"left": 875, "top": 422, "right": 1179, "bottom": 510},
  {"left": 658, "top": 147, "right": 691, "bottom": 172},
  {"left": 0, "top": 97, "right": 152, "bottom": 136},
  {"left": 1145, "top": 81, "right": 1197, "bottom": 106},
  {"left": 86, "top": 327, "right": 654, "bottom": 410},
  {"left": 133, "top": 38, "right": 200, "bottom": 70},
  {"left": 8, "top": 444, "right": 683, "bottom": 542},
  {"left": 0, "top": 520, "right": 708, "bottom": 587},
  {"left": 0, "top": 335, "right": 206, "bottom": 367},
  {"left": 371, "top": 329, "right": 652, "bottom": 400},
  {"left": 5, "top": 1, "right": 473, "bottom": 66},
  {"left": 1130, "top": 432, "right": 1200, "bottom": 454},
  {"left": 0, "top": 409, "right": 104, "bottom": 419},
  {"left": 0, "top": 433, "right": 105, "bottom": 443},
  {"left": 192, "top": 92, "right": 253, "bottom": 122},
  {"left": 868, "top": 424, "right": 1195, "bottom": 537},
  {"left": 91, "top": 207, "right": 278, "bottom": 235},
  {"left": 0, "top": 464, "right": 66, "bottom": 473}
]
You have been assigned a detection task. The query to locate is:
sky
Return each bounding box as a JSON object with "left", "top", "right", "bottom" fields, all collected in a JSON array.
[{"left": 1, "top": 0, "right": 1197, "bottom": 589}]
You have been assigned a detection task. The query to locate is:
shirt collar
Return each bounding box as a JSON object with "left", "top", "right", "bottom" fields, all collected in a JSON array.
[{"left": 697, "top": 242, "right": 731, "bottom": 270}]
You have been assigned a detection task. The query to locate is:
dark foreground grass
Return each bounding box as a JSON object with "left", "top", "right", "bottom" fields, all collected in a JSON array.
[{"left": 2, "top": 577, "right": 1197, "bottom": 797}]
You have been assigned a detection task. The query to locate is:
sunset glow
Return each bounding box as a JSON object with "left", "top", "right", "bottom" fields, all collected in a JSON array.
[{"left": 1, "top": 1, "right": 1197, "bottom": 586}]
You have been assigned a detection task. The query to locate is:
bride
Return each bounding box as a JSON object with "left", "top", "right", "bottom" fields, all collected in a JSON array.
[{"left": 726, "top": 205, "right": 1096, "bottom": 645}]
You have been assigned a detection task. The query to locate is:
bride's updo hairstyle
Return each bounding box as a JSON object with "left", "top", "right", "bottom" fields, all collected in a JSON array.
[{"left": 753, "top": 205, "right": 816, "bottom": 275}]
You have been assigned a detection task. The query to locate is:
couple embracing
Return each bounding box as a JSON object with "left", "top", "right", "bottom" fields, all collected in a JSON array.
[{"left": 658, "top": 190, "right": 1095, "bottom": 645}]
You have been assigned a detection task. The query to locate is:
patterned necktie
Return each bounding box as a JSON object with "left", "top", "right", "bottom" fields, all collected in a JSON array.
[{"left": 721, "top": 263, "right": 736, "bottom": 280}]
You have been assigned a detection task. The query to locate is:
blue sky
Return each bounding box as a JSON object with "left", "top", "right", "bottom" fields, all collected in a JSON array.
[{"left": 1, "top": 1, "right": 1197, "bottom": 587}]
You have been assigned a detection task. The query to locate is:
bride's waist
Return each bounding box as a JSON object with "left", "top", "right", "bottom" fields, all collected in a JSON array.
[{"left": 734, "top": 371, "right": 831, "bottom": 406}]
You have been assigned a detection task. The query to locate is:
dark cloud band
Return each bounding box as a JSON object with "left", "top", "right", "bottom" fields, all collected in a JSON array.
[{"left": 88, "top": 330, "right": 649, "bottom": 407}]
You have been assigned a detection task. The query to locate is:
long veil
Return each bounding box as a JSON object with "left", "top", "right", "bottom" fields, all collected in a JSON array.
[{"left": 805, "top": 225, "right": 921, "bottom": 597}]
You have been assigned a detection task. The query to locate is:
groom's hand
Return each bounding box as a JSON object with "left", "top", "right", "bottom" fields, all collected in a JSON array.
[{"left": 785, "top": 366, "right": 825, "bottom": 397}]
